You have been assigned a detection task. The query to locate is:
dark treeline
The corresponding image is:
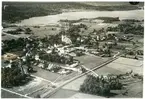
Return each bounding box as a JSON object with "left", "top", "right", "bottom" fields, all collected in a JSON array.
[
  {"left": 107, "top": 23, "right": 144, "bottom": 35},
  {"left": 2, "top": 2, "right": 141, "bottom": 23},
  {"left": 2, "top": 61, "right": 31, "bottom": 88}
]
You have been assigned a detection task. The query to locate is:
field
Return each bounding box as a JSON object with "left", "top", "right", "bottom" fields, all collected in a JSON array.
[
  {"left": 74, "top": 54, "right": 109, "bottom": 69},
  {"left": 49, "top": 88, "right": 103, "bottom": 98},
  {"left": 2, "top": 25, "right": 61, "bottom": 40},
  {"left": 62, "top": 75, "right": 87, "bottom": 91},
  {"left": 1, "top": 89, "right": 25, "bottom": 98},
  {"left": 95, "top": 57, "right": 143, "bottom": 75},
  {"left": 3, "top": 76, "right": 54, "bottom": 98},
  {"left": 32, "top": 66, "right": 61, "bottom": 82},
  {"left": 30, "top": 26, "right": 60, "bottom": 37}
]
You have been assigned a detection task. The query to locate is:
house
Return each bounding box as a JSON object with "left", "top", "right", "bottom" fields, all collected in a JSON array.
[
  {"left": 47, "top": 63, "right": 54, "bottom": 70},
  {"left": 69, "top": 61, "right": 79, "bottom": 68},
  {"left": 58, "top": 69, "right": 71, "bottom": 75},
  {"left": 2, "top": 53, "right": 18, "bottom": 61},
  {"left": 38, "top": 63, "right": 44, "bottom": 68},
  {"left": 35, "top": 54, "right": 40, "bottom": 61},
  {"left": 106, "top": 31, "right": 119, "bottom": 37}
]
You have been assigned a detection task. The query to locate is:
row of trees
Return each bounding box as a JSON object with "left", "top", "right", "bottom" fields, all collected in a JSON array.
[
  {"left": 97, "top": 17, "right": 120, "bottom": 23},
  {"left": 107, "top": 23, "right": 144, "bottom": 35},
  {"left": 6, "top": 27, "right": 32, "bottom": 35}
]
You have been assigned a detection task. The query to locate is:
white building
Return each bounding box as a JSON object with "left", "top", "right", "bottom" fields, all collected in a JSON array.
[{"left": 61, "top": 35, "right": 72, "bottom": 44}]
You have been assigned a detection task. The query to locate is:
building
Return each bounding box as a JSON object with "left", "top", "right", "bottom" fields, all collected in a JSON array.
[
  {"left": 61, "top": 35, "right": 72, "bottom": 44},
  {"left": 2, "top": 53, "right": 18, "bottom": 61}
]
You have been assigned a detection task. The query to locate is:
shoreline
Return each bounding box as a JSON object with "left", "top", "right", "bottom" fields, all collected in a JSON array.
[{"left": 3, "top": 9, "right": 143, "bottom": 27}]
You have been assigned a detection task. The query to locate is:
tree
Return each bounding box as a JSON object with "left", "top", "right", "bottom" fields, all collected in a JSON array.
[
  {"left": 35, "top": 94, "right": 41, "bottom": 98},
  {"left": 2, "top": 61, "right": 28, "bottom": 88},
  {"left": 80, "top": 74, "right": 123, "bottom": 97},
  {"left": 25, "top": 28, "right": 32, "bottom": 34}
]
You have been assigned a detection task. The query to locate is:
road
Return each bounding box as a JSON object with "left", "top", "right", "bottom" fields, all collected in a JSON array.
[{"left": 44, "top": 52, "right": 121, "bottom": 98}]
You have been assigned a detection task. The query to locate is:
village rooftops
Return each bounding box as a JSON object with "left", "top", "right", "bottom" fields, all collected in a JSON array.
[{"left": 106, "top": 31, "right": 119, "bottom": 35}]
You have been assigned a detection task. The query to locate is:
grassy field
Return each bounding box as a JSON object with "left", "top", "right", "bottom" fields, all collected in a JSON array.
[
  {"left": 30, "top": 26, "right": 60, "bottom": 37},
  {"left": 74, "top": 55, "right": 109, "bottom": 69},
  {"left": 62, "top": 75, "right": 87, "bottom": 91},
  {"left": 49, "top": 88, "right": 103, "bottom": 98},
  {"left": 49, "top": 88, "right": 78, "bottom": 98},
  {"left": 1, "top": 89, "right": 25, "bottom": 98},
  {"left": 112, "top": 81, "right": 143, "bottom": 98},
  {"left": 94, "top": 57, "right": 143, "bottom": 75},
  {"left": 2, "top": 25, "right": 60, "bottom": 40},
  {"left": 32, "top": 66, "right": 61, "bottom": 82}
]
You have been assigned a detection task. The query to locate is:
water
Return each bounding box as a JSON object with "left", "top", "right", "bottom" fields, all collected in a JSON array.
[{"left": 17, "top": 10, "right": 144, "bottom": 26}]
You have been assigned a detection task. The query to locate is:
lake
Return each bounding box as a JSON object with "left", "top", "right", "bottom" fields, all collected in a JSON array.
[{"left": 16, "top": 10, "right": 144, "bottom": 26}]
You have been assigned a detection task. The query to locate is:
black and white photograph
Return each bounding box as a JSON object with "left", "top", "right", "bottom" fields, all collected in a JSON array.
[{"left": 1, "top": 1, "right": 144, "bottom": 98}]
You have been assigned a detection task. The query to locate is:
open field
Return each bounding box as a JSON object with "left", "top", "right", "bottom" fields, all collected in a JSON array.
[
  {"left": 4, "top": 76, "right": 53, "bottom": 97},
  {"left": 112, "top": 81, "right": 143, "bottom": 98},
  {"left": 30, "top": 26, "right": 60, "bottom": 37},
  {"left": 75, "top": 55, "right": 109, "bottom": 69},
  {"left": 32, "top": 66, "right": 61, "bottom": 82},
  {"left": 2, "top": 34, "right": 17, "bottom": 40},
  {"left": 49, "top": 88, "right": 77, "bottom": 98},
  {"left": 94, "top": 57, "right": 143, "bottom": 75},
  {"left": 49, "top": 88, "right": 103, "bottom": 98},
  {"left": 1, "top": 89, "right": 26, "bottom": 98},
  {"left": 62, "top": 75, "right": 87, "bottom": 91},
  {"left": 2, "top": 25, "right": 61, "bottom": 39}
]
